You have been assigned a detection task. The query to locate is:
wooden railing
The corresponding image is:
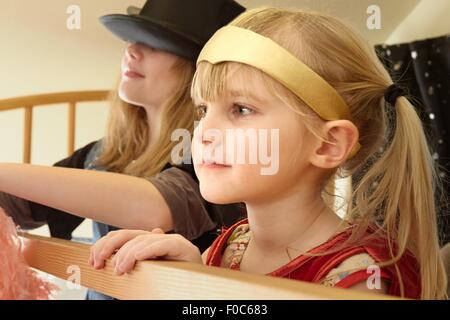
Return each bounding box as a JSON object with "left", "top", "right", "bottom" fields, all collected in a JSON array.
[
  {"left": 21, "top": 233, "right": 394, "bottom": 300},
  {"left": 0, "top": 91, "right": 110, "bottom": 163}
]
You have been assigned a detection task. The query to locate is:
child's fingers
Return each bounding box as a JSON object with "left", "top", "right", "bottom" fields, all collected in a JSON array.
[
  {"left": 151, "top": 228, "right": 165, "bottom": 234},
  {"left": 135, "top": 235, "right": 202, "bottom": 263},
  {"left": 114, "top": 253, "right": 138, "bottom": 275},
  {"left": 106, "top": 230, "right": 154, "bottom": 259},
  {"left": 115, "top": 238, "right": 169, "bottom": 275},
  {"left": 115, "top": 245, "right": 145, "bottom": 275},
  {"left": 134, "top": 238, "right": 175, "bottom": 261},
  {"left": 113, "top": 234, "right": 171, "bottom": 275},
  {"left": 134, "top": 236, "right": 200, "bottom": 262},
  {"left": 90, "top": 236, "right": 110, "bottom": 269},
  {"left": 111, "top": 231, "right": 155, "bottom": 266},
  {"left": 90, "top": 230, "right": 149, "bottom": 269},
  {"left": 97, "top": 231, "right": 131, "bottom": 261},
  {"left": 113, "top": 235, "right": 154, "bottom": 274},
  {"left": 113, "top": 235, "right": 203, "bottom": 275}
]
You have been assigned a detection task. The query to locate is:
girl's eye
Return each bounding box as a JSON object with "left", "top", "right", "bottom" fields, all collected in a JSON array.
[
  {"left": 232, "top": 104, "right": 254, "bottom": 117},
  {"left": 196, "top": 105, "right": 208, "bottom": 119}
]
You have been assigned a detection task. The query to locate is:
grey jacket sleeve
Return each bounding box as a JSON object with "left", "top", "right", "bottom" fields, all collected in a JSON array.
[
  {"left": 0, "top": 192, "right": 46, "bottom": 229},
  {"left": 148, "top": 167, "right": 216, "bottom": 241}
]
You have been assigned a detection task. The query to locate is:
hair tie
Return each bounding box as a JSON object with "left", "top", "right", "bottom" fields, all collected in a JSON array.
[{"left": 384, "top": 84, "right": 407, "bottom": 105}]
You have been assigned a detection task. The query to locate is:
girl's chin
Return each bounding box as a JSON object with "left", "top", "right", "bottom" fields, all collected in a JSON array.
[
  {"left": 118, "top": 86, "right": 148, "bottom": 105},
  {"left": 117, "top": 89, "right": 136, "bottom": 104},
  {"left": 200, "top": 189, "right": 240, "bottom": 205}
]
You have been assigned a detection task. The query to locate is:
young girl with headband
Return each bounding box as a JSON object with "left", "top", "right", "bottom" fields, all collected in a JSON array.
[{"left": 89, "top": 8, "right": 447, "bottom": 299}]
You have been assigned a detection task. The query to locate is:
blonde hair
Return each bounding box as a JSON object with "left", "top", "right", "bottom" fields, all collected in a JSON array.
[
  {"left": 97, "top": 58, "right": 196, "bottom": 178},
  {"left": 191, "top": 7, "right": 447, "bottom": 299}
]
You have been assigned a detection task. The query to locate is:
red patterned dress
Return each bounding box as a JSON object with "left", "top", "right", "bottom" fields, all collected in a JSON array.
[{"left": 206, "top": 219, "right": 421, "bottom": 299}]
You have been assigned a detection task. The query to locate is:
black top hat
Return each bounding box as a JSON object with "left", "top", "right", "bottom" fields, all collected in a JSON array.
[{"left": 100, "top": 0, "right": 245, "bottom": 61}]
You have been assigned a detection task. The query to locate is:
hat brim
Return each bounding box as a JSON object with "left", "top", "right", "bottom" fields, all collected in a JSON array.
[{"left": 100, "top": 14, "right": 201, "bottom": 61}]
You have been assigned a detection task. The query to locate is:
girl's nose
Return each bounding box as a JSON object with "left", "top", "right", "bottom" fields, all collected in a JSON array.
[
  {"left": 125, "top": 42, "right": 143, "bottom": 62},
  {"left": 193, "top": 122, "right": 211, "bottom": 145},
  {"left": 194, "top": 120, "right": 224, "bottom": 147},
  {"left": 201, "top": 131, "right": 216, "bottom": 145}
]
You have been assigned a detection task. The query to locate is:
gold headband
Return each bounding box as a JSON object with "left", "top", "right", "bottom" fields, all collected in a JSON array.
[{"left": 197, "top": 26, "right": 360, "bottom": 158}]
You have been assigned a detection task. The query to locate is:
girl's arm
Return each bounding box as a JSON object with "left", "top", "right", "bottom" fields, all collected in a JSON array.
[
  {"left": 0, "top": 142, "right": 94, "bottom": 235},
  {"left": 0, "top": 163, "right": 172, "bottom": 232}
]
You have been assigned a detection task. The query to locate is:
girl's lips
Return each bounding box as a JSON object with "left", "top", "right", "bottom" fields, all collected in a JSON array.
[
  {"left": 124, "top": 70, "right": 145, "bottom": 78},
  {"left": 200, "top": 161, "right": 232, "bottom": 169}
]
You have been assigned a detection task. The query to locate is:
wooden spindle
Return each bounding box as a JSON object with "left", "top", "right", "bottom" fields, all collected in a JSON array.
[
  {"left": 23, "top": 106, "right": 33, "bottom": 163},
  {"left": 68, "top": 101, "right": 76, "bottom": 155}
]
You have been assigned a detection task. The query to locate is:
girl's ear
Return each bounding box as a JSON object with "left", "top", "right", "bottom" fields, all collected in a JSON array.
[{"left": 309, "top": 120, "right": 359, "bottom": 169}]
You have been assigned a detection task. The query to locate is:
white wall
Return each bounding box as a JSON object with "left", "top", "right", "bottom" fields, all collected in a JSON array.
[
  {"left": 239, "top": 0, "right": 420, "bottom": 45},
  {"left": 387, "top": 0, "right": 450, "bottom": 44}
]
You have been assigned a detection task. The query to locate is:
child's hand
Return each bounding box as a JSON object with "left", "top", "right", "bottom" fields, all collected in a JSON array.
[
  {"left": 89, "top": 229, "right": 151, "bottom": 270},
  {"left": 89, "top": 228, "right": 202, "bottom": 275}
]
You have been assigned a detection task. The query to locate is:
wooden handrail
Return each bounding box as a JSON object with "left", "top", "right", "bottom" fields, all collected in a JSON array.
[
  {"left": 0, "top": 91, "right": 110, "bottom": 163},
  {"left": 0, "top": 91, "right": 110, "bottom": 112},
  {"left": 21, "top": 234, "right": 395, "bottom": 300}
]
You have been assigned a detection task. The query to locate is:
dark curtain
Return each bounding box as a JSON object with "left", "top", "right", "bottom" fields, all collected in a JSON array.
[{"left": 375, "top": 34, "right": 450, "bottom": 245}]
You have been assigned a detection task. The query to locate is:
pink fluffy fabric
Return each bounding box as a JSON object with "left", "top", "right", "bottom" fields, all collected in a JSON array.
[{"left": 0, "top": 207, "right": 57, "bottom": 299}]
